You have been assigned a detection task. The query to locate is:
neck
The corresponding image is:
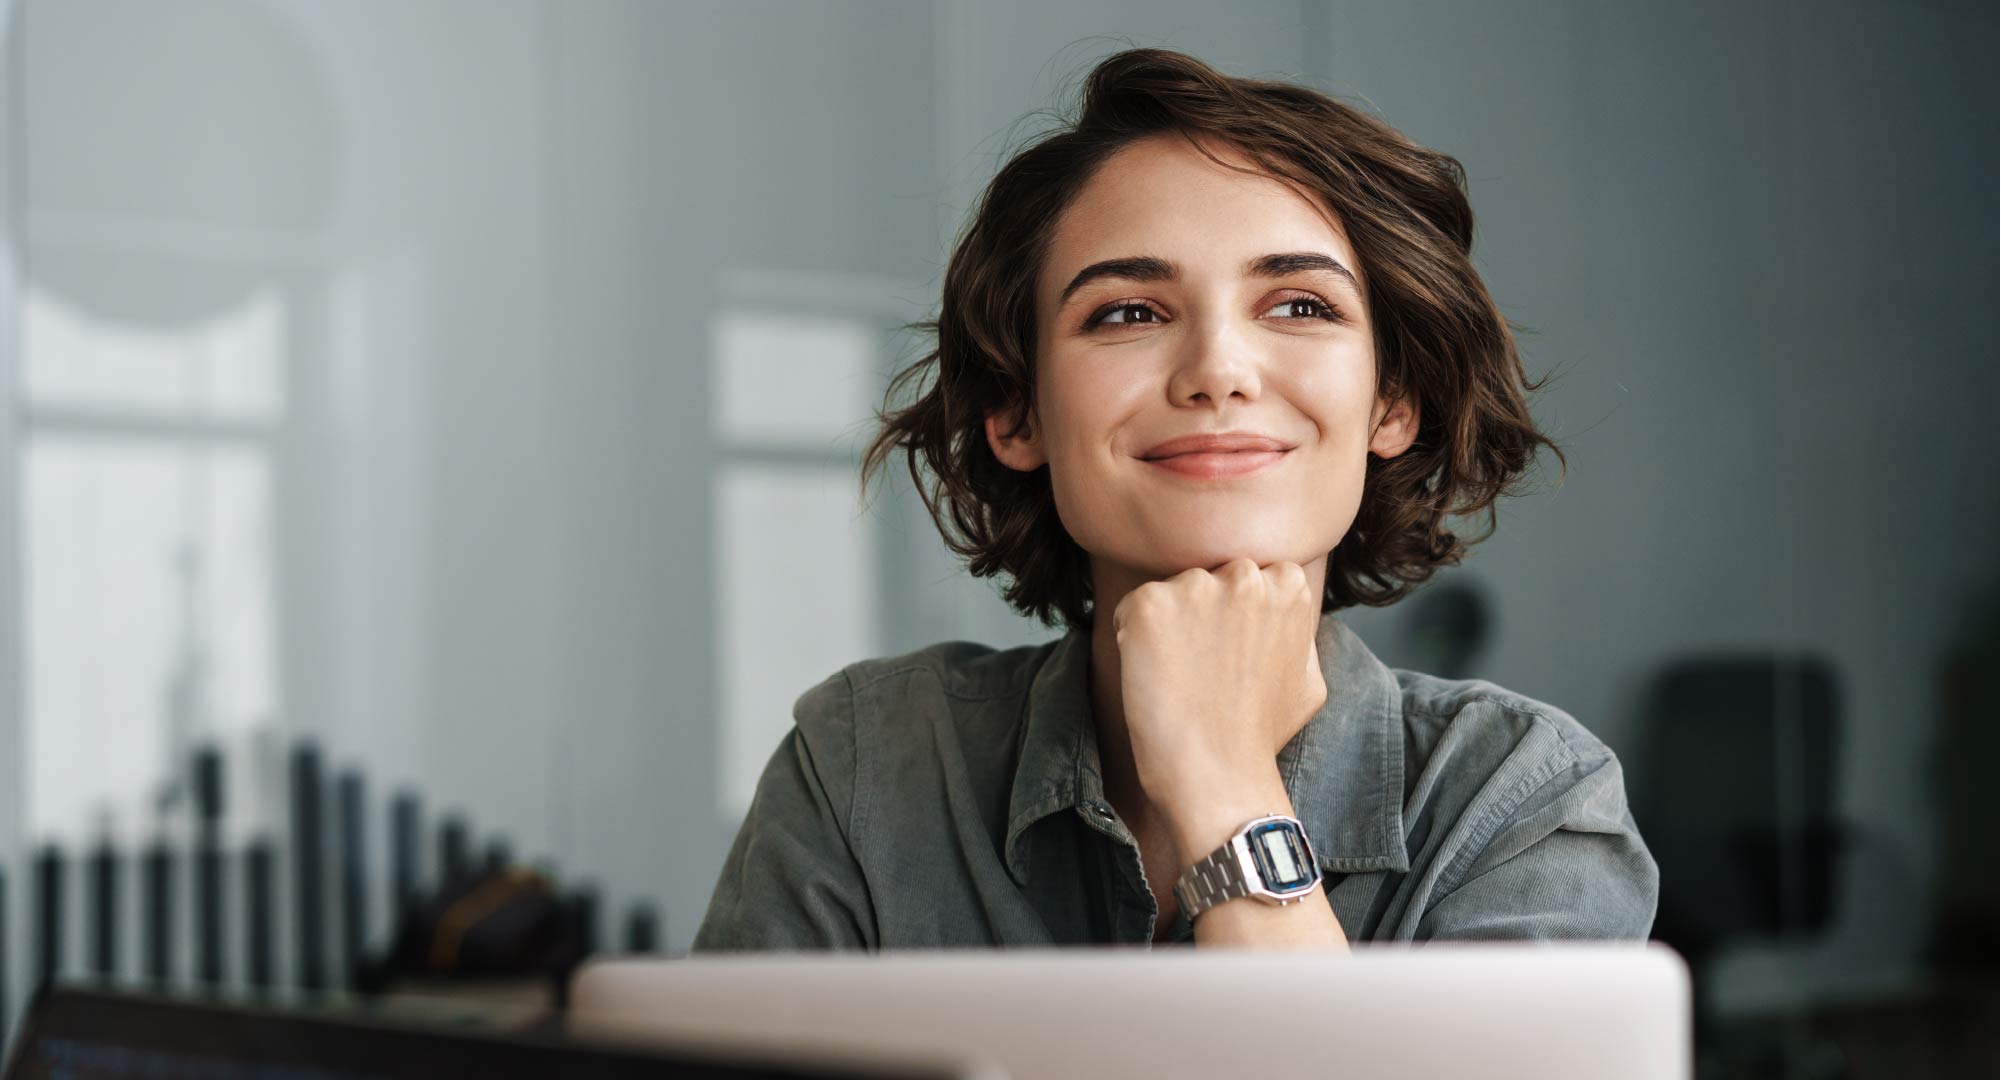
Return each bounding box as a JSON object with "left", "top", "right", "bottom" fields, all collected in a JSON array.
[{"left": 1084, "top": 552, "right": 1331, "bottom": 824}]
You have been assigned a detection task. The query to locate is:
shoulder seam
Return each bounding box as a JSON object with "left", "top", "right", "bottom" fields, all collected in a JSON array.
[
  {"left": 845, "top": 655, "right": 1041, "bottom": 703},
  {"left": 1409, "top": 692, "right": 1616, "bottom": 764},
  {"left": 1431, "top": 713, "right": 1582, "bottom": 897},
  {"left": 1405, "top": 692, "right": 1559, "bottom": 727}
]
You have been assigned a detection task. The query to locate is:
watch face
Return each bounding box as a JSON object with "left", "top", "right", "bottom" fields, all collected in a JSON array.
[{"left": 1246, "top": 820, "right": 1318, "bottom": 894}]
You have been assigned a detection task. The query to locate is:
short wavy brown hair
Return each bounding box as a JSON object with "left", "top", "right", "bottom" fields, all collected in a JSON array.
[{"left": 861, "top": 46, "right": 1564, "bottom": 634}]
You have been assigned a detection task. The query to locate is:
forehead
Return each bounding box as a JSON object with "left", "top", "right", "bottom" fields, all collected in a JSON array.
[{"left": 1038, "top": 134, "right": 1360, "bottom": 308}]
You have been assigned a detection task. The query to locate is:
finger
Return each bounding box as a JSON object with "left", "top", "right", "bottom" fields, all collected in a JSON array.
[
  {"left": 1210, "top": 556, "right": 1255, "bottom": 580},
  {"left": 1264, "top": 560, "right": 1306, "bottom": 592}
]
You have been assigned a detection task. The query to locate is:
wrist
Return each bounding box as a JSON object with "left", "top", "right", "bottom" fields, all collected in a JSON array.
[
  {"left": 1161, "top": 768, "right": 1294, "bottom": 869},
  {"left": 1170, "top": 807, "right": 1325, "bottom": 929}
]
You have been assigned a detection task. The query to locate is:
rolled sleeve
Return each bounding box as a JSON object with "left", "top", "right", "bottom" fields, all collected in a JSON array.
[
  {"left": 691, "top": 670, "right": 878, "bottom": 951},
  {"left": 1416, "top": 743, "right": 1659, "bottom": 942}
]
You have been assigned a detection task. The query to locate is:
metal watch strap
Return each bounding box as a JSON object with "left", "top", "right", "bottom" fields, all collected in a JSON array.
[{"left": 1173, "top": 837, "right": 1250, "bottom": 920}]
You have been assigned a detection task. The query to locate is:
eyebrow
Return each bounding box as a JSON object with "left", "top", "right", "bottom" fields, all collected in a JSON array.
[{"left": 1055, "top": 251, "right": 1363, "bottom": 308}]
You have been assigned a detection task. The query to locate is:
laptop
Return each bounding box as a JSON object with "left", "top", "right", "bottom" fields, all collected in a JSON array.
[
  {"left": 569, "top": 942, "right": 1692, "bottom": 1080},
  {"left": 2, "top": 981, "right": 981, "bottom": 1079}
]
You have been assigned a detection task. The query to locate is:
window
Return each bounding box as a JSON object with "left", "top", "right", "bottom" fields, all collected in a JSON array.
[
  {"left": 709, "top": 269, "right": 911, "bottom": 819},
  {"left": 22, "top": 282, "right": 285, "bottom": 847}
]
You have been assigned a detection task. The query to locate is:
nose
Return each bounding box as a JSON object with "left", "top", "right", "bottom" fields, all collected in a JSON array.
[{"left": 1166, "top": 321, "right": 1262, "bottom": 407}]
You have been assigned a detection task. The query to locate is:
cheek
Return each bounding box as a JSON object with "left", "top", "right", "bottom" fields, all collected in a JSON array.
[
  {"left": 1278, "top": 367, "right": 1378, "bottom": 529},
  {"left": 1056, "top": 349, "right": 1136, "bottom": 395},
  {"left": 1033, "top": 367, "right": 1130, "bottom": 550},
  {"left": 1039, "top": 358, "right": 1133, "bottom": 456},
  {"left": 1293, "top": 366, "right": 1377, "bottom": 450}
]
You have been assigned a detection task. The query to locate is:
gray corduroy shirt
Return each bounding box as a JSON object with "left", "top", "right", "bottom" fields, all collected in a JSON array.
[{"left": 693, "top": 610, "right": 1658, "bottom": 949}]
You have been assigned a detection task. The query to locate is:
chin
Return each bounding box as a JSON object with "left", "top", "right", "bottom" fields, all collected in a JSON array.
[
  {"left": 1065, "top": 503, "right": 1346, "bottom": 577},
  {"left": 1137, "top": 538, "right": 1304, "bottom": 575}
]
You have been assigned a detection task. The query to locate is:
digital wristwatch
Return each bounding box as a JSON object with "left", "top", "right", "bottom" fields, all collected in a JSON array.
[{"left": 1171, "top": 812, "right": 1323, "bottom": 921}]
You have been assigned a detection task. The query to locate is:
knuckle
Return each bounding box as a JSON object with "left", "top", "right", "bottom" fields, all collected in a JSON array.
[{"left": 1123, "top": 582, "right": 1164, "bottom": 619}]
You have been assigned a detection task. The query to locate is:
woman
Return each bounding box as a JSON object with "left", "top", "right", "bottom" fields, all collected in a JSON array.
[{"left": 693, "top": 47, "right": 1657, "bottom": 950}]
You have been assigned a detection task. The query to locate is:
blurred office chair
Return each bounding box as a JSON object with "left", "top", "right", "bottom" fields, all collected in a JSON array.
[
  {"left": 1923, "top": 592, "right": 1998, "bottom": 976},
  {"left": 1628, "top": 652, "right": 1854, "bottom": 1079},
  {"left": 1632, "top": 652, "right": 1851, "bottom": 959}
]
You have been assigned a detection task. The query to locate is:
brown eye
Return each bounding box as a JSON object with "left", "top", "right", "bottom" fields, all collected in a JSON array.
[
  {"left": 1085, "top": 301, "right": 1164, "bottom": 330},
  {"left": 1264, "top": 295, "right": 1344, "bottom": 322}
]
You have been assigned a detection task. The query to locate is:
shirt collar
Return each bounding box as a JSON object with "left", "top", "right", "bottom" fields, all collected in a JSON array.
[{"left": 1003, "top": 609, "right": 1411, "bottom": 885}]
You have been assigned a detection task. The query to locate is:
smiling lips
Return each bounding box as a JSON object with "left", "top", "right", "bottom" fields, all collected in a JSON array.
[{"left": 1139, "top": 432, "right": 1295, "bottom": 479}]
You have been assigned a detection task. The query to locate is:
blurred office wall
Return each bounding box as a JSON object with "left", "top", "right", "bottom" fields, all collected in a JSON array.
[
  {"left": 0, "top": 0, "right": 19, "bottom": 1024},
  {"left": 0, "top": 0, "right": 1992, "bottom": 1068}
]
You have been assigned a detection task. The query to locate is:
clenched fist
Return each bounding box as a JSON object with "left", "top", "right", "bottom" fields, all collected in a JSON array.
[{"left": 1111, "top": 557, "right": 1328, "bottom": 836}]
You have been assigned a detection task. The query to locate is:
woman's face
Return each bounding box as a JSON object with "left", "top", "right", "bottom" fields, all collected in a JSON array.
[{"left": 986, "top": 133, "right": 1418, "bottom": 584}]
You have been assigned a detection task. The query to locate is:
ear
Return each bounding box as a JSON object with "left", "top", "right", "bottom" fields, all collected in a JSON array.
[
  {"left": 985, "top": 404, "right": 1048, "bottom": 472},
  {"left": 1368, "top": 388, "right": 1420, "bottom": 459}
]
